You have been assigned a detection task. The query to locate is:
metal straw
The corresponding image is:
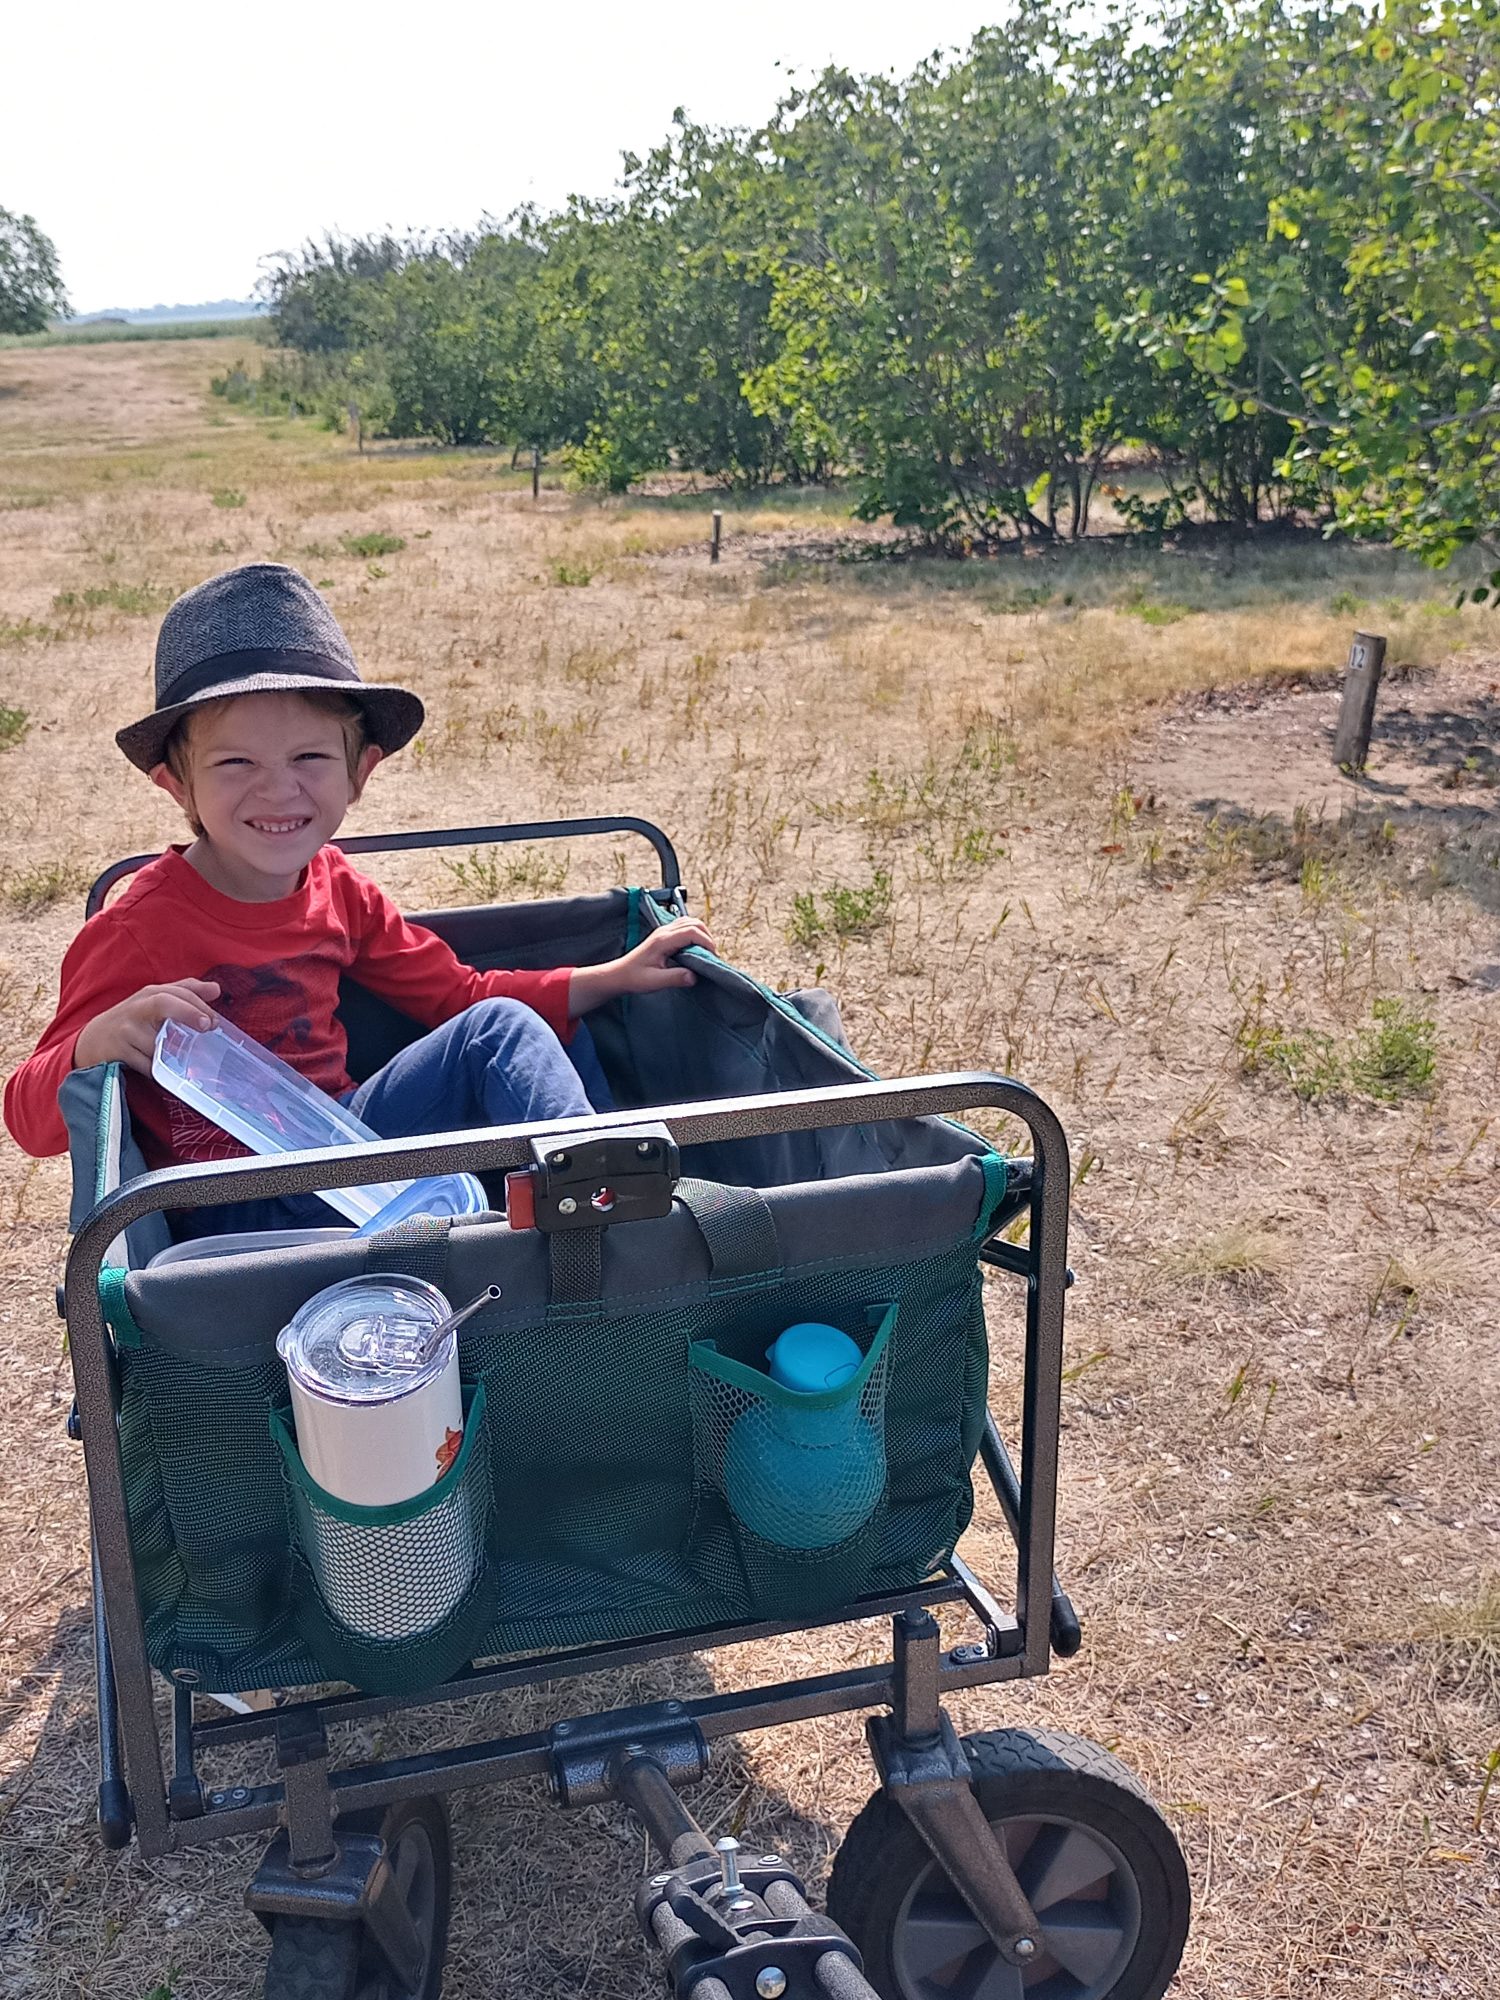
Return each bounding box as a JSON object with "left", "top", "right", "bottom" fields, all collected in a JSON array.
[{"left": 415, "top": 1283, "right": 501, "bottom": 1365}]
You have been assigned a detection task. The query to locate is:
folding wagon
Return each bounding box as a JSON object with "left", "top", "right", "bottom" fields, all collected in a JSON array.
[{"left": 60, "top": 816, "right": 1191, "bottom": 2000}]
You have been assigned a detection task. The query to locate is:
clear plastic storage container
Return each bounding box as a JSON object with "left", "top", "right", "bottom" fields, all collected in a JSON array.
[{"left": 153, "top": 1013, "right": 486, "bottom": 1236}]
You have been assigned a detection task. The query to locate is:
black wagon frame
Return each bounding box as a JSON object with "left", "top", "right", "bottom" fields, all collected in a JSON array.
[{"left": 61, "top": 815, "right": 1084, "bottom": 1985}]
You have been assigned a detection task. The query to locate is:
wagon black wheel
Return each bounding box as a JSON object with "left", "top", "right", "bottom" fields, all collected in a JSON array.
[
  {"left": 828, "top": 1728, "right": 1189, "bottom": 2000},
  {"left": 262, "top": 1795, "right": 450, "bottom": 2000}
]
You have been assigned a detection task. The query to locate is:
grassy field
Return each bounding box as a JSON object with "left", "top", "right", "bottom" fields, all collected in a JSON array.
[
  {"left": 1, "top": 338, "right": 1497, "bottom": 2000},
  {"left": 0, "top": 319, "right": 259, "bottom": 352}
]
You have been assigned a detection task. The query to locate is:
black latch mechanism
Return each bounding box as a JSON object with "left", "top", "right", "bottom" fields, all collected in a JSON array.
[{"left": 505, "top": 1123, "right": 679, "bottom": 1232}]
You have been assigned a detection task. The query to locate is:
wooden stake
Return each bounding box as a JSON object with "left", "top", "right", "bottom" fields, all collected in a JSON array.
[
  {"left": 1332, "top": 630, "right": 1387, "bottom": 772},
  {"left": 347, "top": 402, "right": 362, "bottom": 453},
  {"left": 532, "top": 444, "right": 540, "bottom": 502},
  {"left": 710, "top": 510, "right": 722, "bottom": 564}
]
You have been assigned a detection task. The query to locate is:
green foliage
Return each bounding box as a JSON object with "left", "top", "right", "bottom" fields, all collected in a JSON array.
[
  {"left": 245, "top": 3, "right": 1498, "bottom": 565},
  {"left": 0, "top": 207, "right": 67, "bottom": 334},
  {"left": 0, "top": 702, "right": 29, "bottom": 749},
  {"left": 1133, "top": 0, "right": 1500, "bottom": 572}
]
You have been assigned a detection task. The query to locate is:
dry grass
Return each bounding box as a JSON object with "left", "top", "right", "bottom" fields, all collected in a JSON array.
[{"left": 1, "top": 340, "right": 1498, "bottom": 1999}]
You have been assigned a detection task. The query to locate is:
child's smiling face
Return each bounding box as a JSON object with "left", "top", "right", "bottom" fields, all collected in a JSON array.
[{"left": 152, "top": 691, "right": 381, "bottom": 900}]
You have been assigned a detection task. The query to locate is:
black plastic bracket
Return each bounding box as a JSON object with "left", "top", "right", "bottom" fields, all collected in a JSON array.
[
  {"left": 635, "top": 1860, "right": 862, "bottom": 2000},
  {"left": 246, "top": 1828, "right": 425, "bottom": 1990},
  {"left": 507, "top": 1123, "right": 680, "bottom": 1232},
  {"left": 550, "top": 1698, "right": 707, "bottom": 1808}
]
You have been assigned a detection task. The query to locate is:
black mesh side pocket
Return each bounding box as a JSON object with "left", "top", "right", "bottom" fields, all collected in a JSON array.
[
  {"left": 687, "top": 1303, "right": 894, "bottom": 1617},
  {"left": 271, "top": 1385, "right": 498, "bottom": 1695}
]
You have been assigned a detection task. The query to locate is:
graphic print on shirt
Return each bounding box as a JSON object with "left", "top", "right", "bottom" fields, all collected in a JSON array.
[{"left": 163, "top": 951, "right": 351, "bottom": 1163}]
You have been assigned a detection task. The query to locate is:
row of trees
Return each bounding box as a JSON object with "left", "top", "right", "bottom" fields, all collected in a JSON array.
[{"left": 256, "top": 1, "right": 1498, "bottom": 569}]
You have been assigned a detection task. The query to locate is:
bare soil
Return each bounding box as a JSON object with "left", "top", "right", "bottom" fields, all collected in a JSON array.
[{"left": 1, "top": 341, "right": 1497, "bottom": 2000}]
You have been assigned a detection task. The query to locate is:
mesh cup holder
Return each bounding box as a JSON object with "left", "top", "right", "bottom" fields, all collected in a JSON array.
[
  {"left": 271, "top": 1384, "right": 499, "bottom": 1695},
  {"left": 688, "top": 1303, "right": 895, "bottom": 1616}
]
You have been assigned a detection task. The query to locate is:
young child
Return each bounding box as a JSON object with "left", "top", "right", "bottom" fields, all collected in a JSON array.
[{"left": 3, "top": 563, "right": 711, "bottom": 1233}]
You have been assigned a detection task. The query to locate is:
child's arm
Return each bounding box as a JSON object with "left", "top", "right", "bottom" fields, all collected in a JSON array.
[
  {"left": 2, "top": 921, "right": 215, "bottom": 1157},
  {"left": 567, "top": 917, "right": 716, "bottom": 1016}
]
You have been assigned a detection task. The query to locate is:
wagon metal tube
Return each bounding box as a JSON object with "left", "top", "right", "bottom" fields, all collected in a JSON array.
[
  {"left": 763, "top": 1886, "right": 883, "bottom": 2000},
  {"left": 647, "top": 1901, "right": 734, "bottom": 2000},
  {"left": 612, "top": 1753, "right": 716, "bottom": 1868},
  {"left": 64, "top": 1068, "right": 1068, "bottom": 1850},
  {"left": 813, "top": 1952, "right": 885, "bottom": 2000},
  {"left": 978, "top": 1414, "right": 1082, "bottom": 1658},
  {"left": 86, "top": 814, "right": 683, "bottom": 918}
]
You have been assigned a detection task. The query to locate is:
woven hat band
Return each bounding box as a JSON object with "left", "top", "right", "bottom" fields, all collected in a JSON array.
[{"left": 162, "top": 648, "right": 360, "bottom": 707}]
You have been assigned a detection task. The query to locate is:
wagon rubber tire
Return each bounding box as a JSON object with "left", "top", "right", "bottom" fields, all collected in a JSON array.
[
  {"left": 827, "top": 1727, "right": 1189, "bottom": 2000},
  {"left": 262, "top": 1795, "right": 451, "bottom": 2000}
]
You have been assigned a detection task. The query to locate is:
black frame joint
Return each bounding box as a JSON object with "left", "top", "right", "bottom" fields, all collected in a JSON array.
[{"left": 550, "top": 1698, "right": 706, "bottom": 1809}]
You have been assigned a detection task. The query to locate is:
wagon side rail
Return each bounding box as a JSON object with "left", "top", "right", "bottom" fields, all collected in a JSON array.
[
  {"left": 85, "top": 813, "right": 684, "bottom": 919},
  {"left": 63, "top": 1071, "right": 1069, "bottom": 1856}
]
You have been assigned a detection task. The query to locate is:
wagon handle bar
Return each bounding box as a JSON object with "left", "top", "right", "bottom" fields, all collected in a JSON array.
[{"left": 84, "top": 814, "right": 683, "bottom": 920}]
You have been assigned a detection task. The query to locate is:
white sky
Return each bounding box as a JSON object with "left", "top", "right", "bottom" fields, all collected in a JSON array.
[{"left": 5, "top": 2, "right": 1012, "bottom": 313}]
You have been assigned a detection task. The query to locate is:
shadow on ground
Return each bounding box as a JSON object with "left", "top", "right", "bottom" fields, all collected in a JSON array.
[{"left": 0, "top": 1602, "right": 846, "bottom": 2000}]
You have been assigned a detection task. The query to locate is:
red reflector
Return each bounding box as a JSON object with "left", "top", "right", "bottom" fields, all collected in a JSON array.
[{"left": 505, "top": 1170, "right": 536, "bottom": 1229}]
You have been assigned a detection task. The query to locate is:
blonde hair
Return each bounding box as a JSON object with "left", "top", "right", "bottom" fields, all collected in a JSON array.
[{"left": 162, "top": 689, "right": 367, "bottom": 834}]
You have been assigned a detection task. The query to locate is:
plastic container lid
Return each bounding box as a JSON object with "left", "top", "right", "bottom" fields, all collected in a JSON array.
[
  {"left": 276, "top": 1275, "right": 455, "bottom": 1405},
  {"left": 154, "top": 1013, "right": 485, "bottom": 1232}
]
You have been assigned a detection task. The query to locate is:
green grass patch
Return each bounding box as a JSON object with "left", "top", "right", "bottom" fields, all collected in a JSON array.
[
  {"left": 788, "top": 869, "right": 893, "bottom": 946},
  {"left": 1347, "top": 998, "right": 1438, "bottom": 1100},
  {"left": 439, "top": 846, "right": 569, "bottom": 902},
  {"left": 5, "top": 860, "right": 92, "bottom": 916},
  {"left": 1238, "top": 996, "right": 1437, "bottom": 1104},
  {"left": 52, "top": 582, "right": 168, "bottom": 616},
  {"left": 341, "top": 531, "right": 405, "bottom": 559},
  {"left": 0, "top": 318, "right": 257, "bottom": 350},
  {"left": 1128, "top": 601, "right": 1194, "bottom": 626},
  {"left": 550, "top": 558, "right": 597, "bottom": 587},
  {"left": 211, "top": 488, "right": 246, "bottom": 509},
  {"left": 0, "top": 703, "right": 30, "bottom": 750},
  {"left": 0, "top": 618, "right": 55, "bottom": 646}
]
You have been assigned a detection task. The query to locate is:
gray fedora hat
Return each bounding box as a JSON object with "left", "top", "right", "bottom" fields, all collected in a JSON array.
[{"left": 115, "top": 563, "right": 425, "bottom": 772}]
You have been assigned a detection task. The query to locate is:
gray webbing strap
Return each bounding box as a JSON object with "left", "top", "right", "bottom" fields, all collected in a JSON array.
[
  {"left": 676, "top": 1178, "right": 782, "bottom": 1285},
  {"left": 549, "top": 1228, "right": 604, "bottom": 1309},
  {"left": 361, "top": 1214, "right": 453, "bottom": 1288}
]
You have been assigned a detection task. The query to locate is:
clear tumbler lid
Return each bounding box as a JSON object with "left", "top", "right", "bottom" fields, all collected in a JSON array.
[{"left": 276, "top": 1275, "right": 454, "bottom": 1405}]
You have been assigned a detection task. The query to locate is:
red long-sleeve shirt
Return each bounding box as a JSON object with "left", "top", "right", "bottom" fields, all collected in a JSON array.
[{"left": 3, "top": 845, "right": 575, "bottom": 1165}]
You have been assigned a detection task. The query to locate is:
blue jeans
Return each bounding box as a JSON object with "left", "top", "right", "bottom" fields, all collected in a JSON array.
[{"left": 174, "top": 1000, "right": 611, "bottom": 1240}]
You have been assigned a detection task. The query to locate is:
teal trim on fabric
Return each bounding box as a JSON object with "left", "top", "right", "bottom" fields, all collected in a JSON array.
[
  {"left": 94, "top": 1062, "right": 123, "bottom": 1206},
  {"left": 624, "top": 886, "right": 644, "bottom": 951},
  {"left": 690, "top": 1301, "right": 895, "bottom": 1410},
  {"left": 271, "top": 1382, "right": 487, "bottom": 1528},
  {"left": 973, "top": 1151, "right": 1011, "bottom": 1241},
  {"left": 98, "top": 1263, "right": 144, "bottom": 1350}
]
